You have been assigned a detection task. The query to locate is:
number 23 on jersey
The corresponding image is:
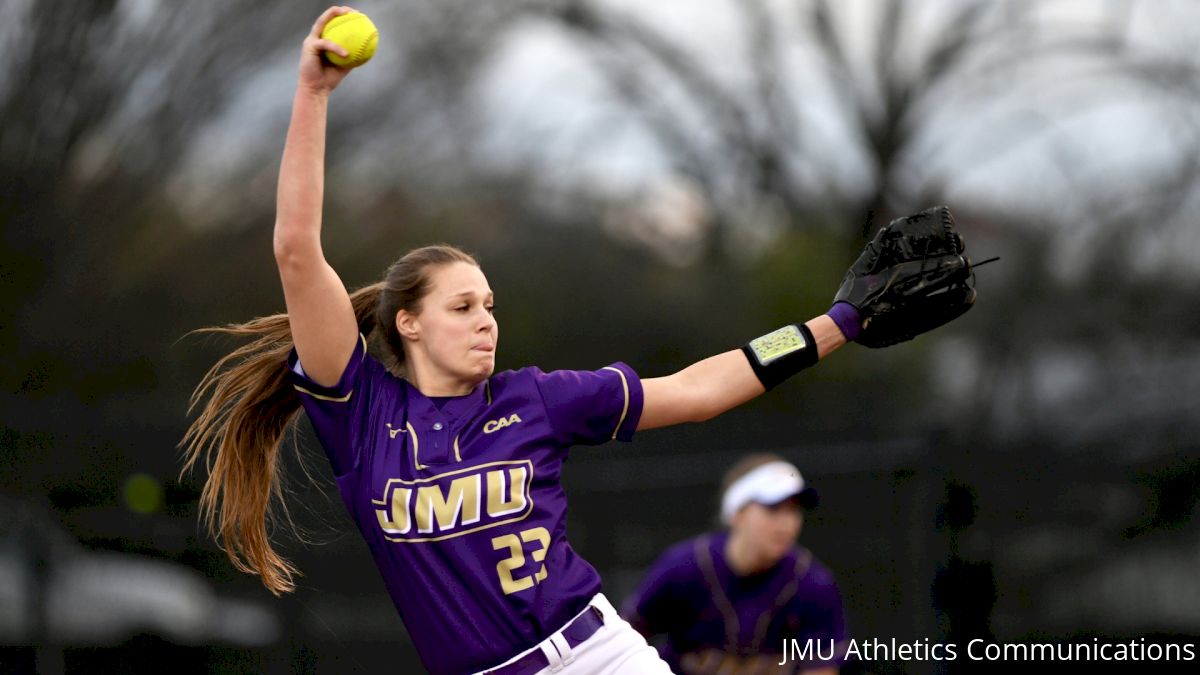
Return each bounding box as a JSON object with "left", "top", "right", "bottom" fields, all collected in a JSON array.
[{"left": 493, "top": 527, "right": 551, "bottom": 595}]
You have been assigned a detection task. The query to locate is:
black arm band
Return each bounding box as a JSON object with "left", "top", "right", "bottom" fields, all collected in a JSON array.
[{"left": 741, "top": 323, "right": 819, "bottom": 390}]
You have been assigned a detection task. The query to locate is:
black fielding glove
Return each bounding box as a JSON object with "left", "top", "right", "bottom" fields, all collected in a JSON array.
[{"left": 834, "top": 206, "right": 978, "bottom": 348}]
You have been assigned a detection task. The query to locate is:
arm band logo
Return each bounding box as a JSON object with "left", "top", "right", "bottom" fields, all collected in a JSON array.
[{"left": 742, "top": 324, "right": 818, "bottom": 390}]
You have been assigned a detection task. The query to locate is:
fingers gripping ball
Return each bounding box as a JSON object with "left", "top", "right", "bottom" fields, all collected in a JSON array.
[{"left": 321, "top": 12, "right": 378, "bottom": 68}]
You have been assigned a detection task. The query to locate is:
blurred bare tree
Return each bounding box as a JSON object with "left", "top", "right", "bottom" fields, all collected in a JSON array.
[
  {"left": 4, "top": 0, "right": 1197, "bottom": 480},
  {"left": 524, "top": 1, "right": 1198, "bottom": 252},
  {"left": 0, "top": 0, "right": 384, "bottom": 503},
  {"left": 491, "top": 0, "right": 1200, "bottom": 450},
  {"left": 1, "top": 0, "right": 317, "bottom": 388},
  {"left": 4, "top": 0, "right": 1197, "bottom": 474},
  {"left": 0, "top": 0, "right": 519, "bottom": 426}
]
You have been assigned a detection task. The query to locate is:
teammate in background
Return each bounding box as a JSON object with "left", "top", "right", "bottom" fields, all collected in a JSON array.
[
  {"left": 623, "top": 455, "right": 848, "bottom": 675},
  {"left": 181, "top": 6, "right": 970, "bottom": 675}
]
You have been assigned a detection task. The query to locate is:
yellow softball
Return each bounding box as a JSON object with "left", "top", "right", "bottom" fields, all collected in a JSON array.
[{"left": 320, "top": 12, "right": 378, "bottom": 68}]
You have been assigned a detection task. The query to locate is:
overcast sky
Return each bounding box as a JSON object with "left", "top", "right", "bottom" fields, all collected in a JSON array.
[{"left": 163, "top": 0, "right": 1199, "bottom": 268}]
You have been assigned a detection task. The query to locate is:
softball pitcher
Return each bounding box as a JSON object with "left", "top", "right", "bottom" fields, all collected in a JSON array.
[{"left": 181, "top": 7, "right": 977, "bottom": 674}]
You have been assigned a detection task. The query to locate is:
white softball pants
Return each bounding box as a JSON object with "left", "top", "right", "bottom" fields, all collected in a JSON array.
[{"left": 474, "top": 594, "right": 673, "bottom": 675}]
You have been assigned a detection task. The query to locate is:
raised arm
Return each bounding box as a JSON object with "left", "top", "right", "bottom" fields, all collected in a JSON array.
[
  {"left": 273, "top": 7, "right": 359, "bottom": 387},
  {"left": 638, "top": 315, "right": 848, "bottom": 430}
]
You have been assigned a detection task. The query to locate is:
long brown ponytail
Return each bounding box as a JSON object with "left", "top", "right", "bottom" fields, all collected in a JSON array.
[{"left": 180, "top": 244, "right": 478, "bottom": 595}]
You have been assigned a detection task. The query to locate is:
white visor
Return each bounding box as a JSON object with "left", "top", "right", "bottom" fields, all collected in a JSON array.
[{"left": 720, "top": 460, "right": 812, "bottom": 524}]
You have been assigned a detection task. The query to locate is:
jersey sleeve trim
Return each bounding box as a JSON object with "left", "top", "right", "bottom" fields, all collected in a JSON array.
[
  {"left": 601, "top": 365, "right": 630, "bottom": 440},
  {"left": 604, "top": 362, "right": 644, "bottom": 442},
  {"left": 288, "top": 333, "right": 367, "bottom": 403},
  {"left": 292, "top": 385, "right": 354, "bottom": 402}
]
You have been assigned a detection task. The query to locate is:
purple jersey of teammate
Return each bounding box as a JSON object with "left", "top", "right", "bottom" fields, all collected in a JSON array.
[
  {"left": 290, "top": 334, "right": 643, "bottom": 674},
  {"left": 623, "top": 531, "right": 848, "bottom": 674}
]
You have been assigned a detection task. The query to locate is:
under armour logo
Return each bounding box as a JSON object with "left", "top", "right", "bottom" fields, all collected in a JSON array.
[{"left": 386, "top": 423, "right": 406, "bottom": 439}]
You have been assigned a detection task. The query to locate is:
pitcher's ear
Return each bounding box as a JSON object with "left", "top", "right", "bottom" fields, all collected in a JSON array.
[{"left": 395, "top": 310, "right": 419, "bottom": 341}]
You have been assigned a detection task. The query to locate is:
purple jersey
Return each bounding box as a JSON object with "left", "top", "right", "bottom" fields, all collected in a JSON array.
[
  {"left": 288, "top": 335, "right": 643, "bottom": 674},
  {"left": 622, "top": 531, "right": 848, "bottom": 674}
]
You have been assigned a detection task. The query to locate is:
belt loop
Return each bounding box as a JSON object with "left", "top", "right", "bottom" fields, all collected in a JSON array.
[
  {"left": 550, "top": 632, "right": 573, "bottom": 667},
  {"left": 538, "top": 638, "right": 562, "bottom": 672}
]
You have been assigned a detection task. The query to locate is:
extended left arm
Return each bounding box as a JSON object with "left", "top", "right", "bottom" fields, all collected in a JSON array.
[
  {"left": 637, "top": 204, "right": 983, "bottom": 431},
  {"left": 638, "top": 314, "right": 848, "bottom": 431}
]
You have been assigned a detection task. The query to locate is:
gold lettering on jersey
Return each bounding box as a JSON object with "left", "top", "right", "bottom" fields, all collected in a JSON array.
[
  {"left": 375, "top": 488, "right": 412, "bottom": 535},
  {"left": 487, "top": 466, "right": 528, "bottom": 517},
  {"left": 483, "top": 413, "right": 523, "bottom": 434},
  {"left": 385, "top": 423, "right": 405, "bottom": 439},
  {"left": 415, "top": 475, "right": 481, "bottom": 534},
  {"left": 371, "top": 460, "right": 534, "bottom": 543}
]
